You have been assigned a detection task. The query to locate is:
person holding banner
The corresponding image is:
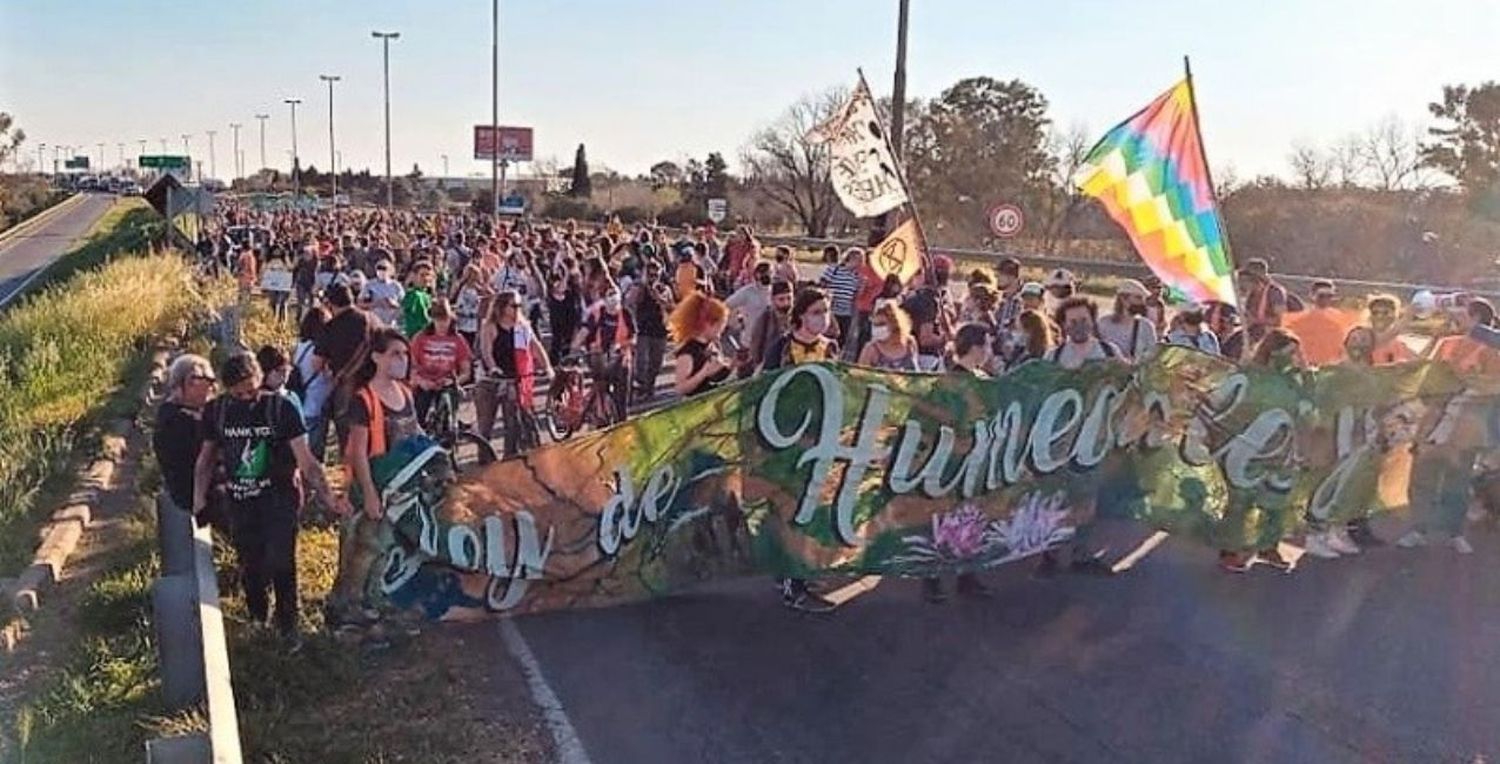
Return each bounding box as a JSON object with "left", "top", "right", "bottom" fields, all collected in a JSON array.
[
  {"left": 856, "top": 302, "right": 920, "bottom": 372},
  {"left": 669, "top": 292, "right": 733, "bottom": 398}
]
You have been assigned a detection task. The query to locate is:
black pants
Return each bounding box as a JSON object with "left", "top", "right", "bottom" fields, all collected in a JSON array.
[{"left": 229, "top": 500, "right": 299, "bottom": 633}]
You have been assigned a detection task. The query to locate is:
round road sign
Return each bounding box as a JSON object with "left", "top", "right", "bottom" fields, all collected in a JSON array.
[{"left": 987, "top": 203, "right": 1025, "bottom": 238}]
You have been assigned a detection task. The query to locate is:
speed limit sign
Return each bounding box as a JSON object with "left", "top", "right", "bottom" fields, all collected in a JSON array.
[{"left": 987, "top": 203, "right": 1025, "bottom": 238}]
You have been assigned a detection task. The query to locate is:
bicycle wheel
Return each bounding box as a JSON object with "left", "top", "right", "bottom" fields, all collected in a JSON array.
[
  {"left": 514, "top": 408, "right": 544, "bottom": 453},
  {"left": 596, "top": 385, "right": 624, "bottom": 428},
  {"left": 545, "top": 381, "right": 579, "bottom": 441},
  {"left": 449, "top": 431, "right": 498, "bottom": 473}
]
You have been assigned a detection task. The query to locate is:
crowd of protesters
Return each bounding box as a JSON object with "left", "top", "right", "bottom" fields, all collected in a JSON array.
[{"left": 158, "top": 202, "right": 1500, "bottom": 637}]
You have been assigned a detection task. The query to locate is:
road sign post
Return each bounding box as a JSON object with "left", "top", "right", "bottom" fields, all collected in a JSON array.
[{"left": 707, "top": 198, "right": 728, "bottom": 224}]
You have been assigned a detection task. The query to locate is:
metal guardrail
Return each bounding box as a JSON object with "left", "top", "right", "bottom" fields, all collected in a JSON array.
[
  {"left": 759, "top": 233, "right": 1500, "bottom": 301},
  {"left": 145, "top": 492, "right": 243, "bottom": 764}
]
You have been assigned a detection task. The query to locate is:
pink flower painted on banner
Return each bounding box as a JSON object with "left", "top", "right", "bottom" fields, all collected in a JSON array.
[{"left": 930, "top": 504, "right": 989, "bottom": 560}]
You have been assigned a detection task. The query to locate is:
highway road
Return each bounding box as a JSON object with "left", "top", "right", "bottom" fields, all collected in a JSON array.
[
  {"left": 0, "top": 193, "right": 116, "bottom": 307},
  {"left": 487, "top": 523, "right": 1500, "bottom": 763}
]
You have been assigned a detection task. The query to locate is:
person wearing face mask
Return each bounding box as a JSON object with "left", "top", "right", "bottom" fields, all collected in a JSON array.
[
  {"left": 194, "top": 352, "right": 340, "bottom": 651},
  {"left": 1048, "top": 298, "right": 1123, "bottom": 369},
  {"left": 401, "top": 261, "right": 438, "bottom": 337},
  {"left": 725, "top": 261, "right": 774, "bottom": 348},
  {"left": 669, "top": 292, "right": 733, "bottom": 398},
  {"left": 629, "top": 261, "right": 674, "bottom": 400},
  {"left": 256, "top": 345, "right": 305, "bottom": 424},
  {"left": 410, "top": 299, "right": 475, "bottom": 425},
  {"left": 573, "top": 285, "right": 636, "bottom": 424},
  {"left": 857, "top": 302, "right": 921, "bottom": 371},
  {"left": 1096, "top": 280, "right": 1158, "bottom": 363},
  {"left": 363, "top": 259, "right": 405, "bottom": 328},
  {"left": 343, "top": 329, "right": 423, "bottom": 522},
  {"left": 759, "top": 287, "right": 841, "bottom": 613},
  {"left": 1164, "top": 303, "right": 1221, "bottom": 355},
  {"left": 1004, "top": 309, "right": 1057, "bottom": 370}
]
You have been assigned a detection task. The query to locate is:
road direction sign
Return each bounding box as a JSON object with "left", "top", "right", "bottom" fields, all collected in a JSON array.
[
  {"left": 64, "top": 156, "right": 90, "bottom": 170},
  {"left": 987, "top": 203, "right": 1024, "bottom": 238},
  {"left": 139, "top": 155, "right": 190, "bottom": 170},
  {"left": 707, "top": 198, "right": 728, "bottom": 223}
]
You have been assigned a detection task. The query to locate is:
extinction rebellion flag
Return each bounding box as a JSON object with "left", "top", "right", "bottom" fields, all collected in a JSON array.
[
  {"left": 1073, "top": 76, "right": 1238, "bottom": 306},
  {"left": 805, "top": 76, "right": 910, "bottom": 218}
]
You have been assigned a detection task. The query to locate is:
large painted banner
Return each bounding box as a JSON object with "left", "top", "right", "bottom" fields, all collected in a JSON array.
[{"left": 333, "top": 347, "right": 1499, "bottom": 620}]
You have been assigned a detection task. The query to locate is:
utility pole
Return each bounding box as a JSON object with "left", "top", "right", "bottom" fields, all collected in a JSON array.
[
  {"left": 372, "top": 31, "right": 401, "bottom": 208},
  {"left": 37, "top": 143, "right": 45, "bottom": 176},
  {"left": 491, "top": 0, "right": 500, "bottom": 219},
  {"left": 97, "top": 142, "right": 105, "bottom": 172},
  {"left": 207, "top": 130, "right": 217, "bottom": 180},
  {"left": 872, "top": 0, "right": 911, "bottom": 242},
  {"left": 441, "top": 153, "right": 449, "bottom": 183},
  {"left": 320, "top": 74, "right": 342, "bottom": 200},
  {"left": 229, "top": 123, "right": 242, "bottom": 181},
  {"left": 181, "top": 134, "right": 192, "bottom": 179},
  {"left": 137, "top": 140, "right": 147, "bottom": 165},
  {"left": 117, "top": 143, "right": 125, "bottom": 169},
  {"left": 255, "top": 113, "right": 270, "bottom": 172},
  {"left": 285, "top": 98, "right": 303, "bottom": 197}
]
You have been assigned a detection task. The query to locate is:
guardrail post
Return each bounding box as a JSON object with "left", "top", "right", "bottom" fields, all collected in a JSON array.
[{"left": 156, "top": 494, "right": 196, "bottom": 577}]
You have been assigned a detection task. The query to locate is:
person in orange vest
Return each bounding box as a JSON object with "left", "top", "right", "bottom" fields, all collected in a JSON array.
[
  {"left": 1428, "top": 298, "right": 1500, "bottom": 375},
  {"left": 1366, "top": 295, "right": 1417, "bottom": 365},
  {"left": 1237, "top": 258, "right": 1286, "bottom": 348}
]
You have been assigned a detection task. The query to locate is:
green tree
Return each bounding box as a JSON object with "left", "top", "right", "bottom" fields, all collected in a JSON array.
[
  {"left": 905, "top": 77, "right": 1056, "bottom": 242},
  {"left": 1422, "top": 82, "right": 1500, "bottom": 195},
  {"left": 648, "top": 160, "right": 682, "bottom": 190},
  {"left": 569, "top": 143, "right": 592, "bottom": 198},
  {"left": 0, "top": 112, "right": 24, "bottom": 168},
  {"left": 703, "top": 152, "right": 730, "bottom": 198}
]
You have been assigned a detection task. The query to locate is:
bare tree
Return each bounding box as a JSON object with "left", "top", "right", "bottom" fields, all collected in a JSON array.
[
  {"left": 1041, "top": 122, "right": 1092, "bottom": 251},
  {"left": 1361, "top": 115, "right": 1426, "bottom": 191},
  {"left": 1287, "top": 141, "right": 1332, "bottom": 190},
  {"left": 1213, "top": 162, "right": 1242, "bottom": 201},
  {"left": 740, "top": 87, "right": 847, "bottom": 237},
  {"left": 1329, "top": 134, "right": 1367, "bottom": 188}
]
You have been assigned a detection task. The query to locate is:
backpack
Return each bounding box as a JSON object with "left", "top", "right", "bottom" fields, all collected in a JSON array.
[{"left": 286, "top": 342, "right": 317, "bottom": 398}]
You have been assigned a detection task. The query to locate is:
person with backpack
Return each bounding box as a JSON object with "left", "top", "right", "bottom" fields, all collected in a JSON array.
[
  {"left": 1048, "top": 297, "right": 1124, "bottom": 369},
  {"left": 289, "top": 307, "right": 333, "bottom": 460},
  {"left": 343, "top": 329, "right": 424, "bottom": 522},
  {"left": 193, "top": 352, "right": 339, "bottom": 651}
]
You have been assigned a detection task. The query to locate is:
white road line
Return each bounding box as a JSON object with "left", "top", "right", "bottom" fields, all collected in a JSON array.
[{"left": 499, "top": 619, "right": 595, "bottom": 764}]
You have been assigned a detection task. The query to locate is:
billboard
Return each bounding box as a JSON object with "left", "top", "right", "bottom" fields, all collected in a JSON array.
[{"left": 473, "top": 125, "right": 534, "bottom": 162}]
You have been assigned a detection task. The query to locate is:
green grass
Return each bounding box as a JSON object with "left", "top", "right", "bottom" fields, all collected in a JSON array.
[{"left": 0, "top": 199, "right": 195, "bottom": 575}]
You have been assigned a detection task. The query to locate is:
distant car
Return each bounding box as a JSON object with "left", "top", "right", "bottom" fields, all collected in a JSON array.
[{"left": 121, "top": 183, "right": 144, "bottom": 196}]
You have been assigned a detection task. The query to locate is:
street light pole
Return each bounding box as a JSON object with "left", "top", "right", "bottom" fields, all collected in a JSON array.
[
  {"left": 207, "top": 129, "right": 217, "bottom": 180},
  {"left": 97, "top": 142, "right": 105, "bottom": 172},
  {"left": 117, "top": 143, "right": 124, "bottom": 169},
  {"left": 254, "top": 113, "right": 270, "bottom": 172},
  {"left": 180, "top": 134, "right": 192, "bottom": 179},
  {"left": 491, "top": 0, "right": 499, "bottom": 219},
  {"left": 872, "top": 0, "right": 911, "bottom": 243},
  {"left": 372, "top": 31, "right": 400, "bottom": 208},
  {"left": 37, "top": 143, "right": 45, "bottom": 176},
  {"left": 441, "top": 154, "right": 449, "bottom": 182},
  {"left": 284, "top": 98, "right": 303, "bottom": 197},
  {"left": 320, "top": 74, "right": 341, "bottom": 200},
  {"left": 229, "top": 123, "right": 242, "bottom": 181},
  {"left": 137, "top": 140, "right": 147, "bottom": 166}
]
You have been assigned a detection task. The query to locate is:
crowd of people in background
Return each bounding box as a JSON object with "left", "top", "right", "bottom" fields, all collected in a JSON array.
[{"left": 160, "top": 202, "right": 1500, "bottom": 636}]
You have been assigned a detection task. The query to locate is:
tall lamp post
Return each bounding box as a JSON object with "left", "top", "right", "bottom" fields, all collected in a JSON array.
[
  {"left": 206, "top": 129, "right": 217, "bottom": 180},
  {"left": 97, "top": 142, "right": 105, "bottom": 173},
  {"left": 320, "top": 74, "right": 342, "bottom": 200},
  {"left": 180, "top": 134, "right": 192, "bottom": 179},
  {"left": 372, "top": 30, "right": 400, "bottom": 208},
  {"left": 229, "top": 123, "right": 242, "bottom": 181},
  {"left": 37, "top": 143, "right": 45, "bottom": 176},
  {"left": 490, "top": 0, "right": 499, "bottom": 218},
  {"left": 284, "top": 98, "right": 303, "bottom": 197},
  {"left": 254, "top": 113, "right": 270, "bottom": 172}
]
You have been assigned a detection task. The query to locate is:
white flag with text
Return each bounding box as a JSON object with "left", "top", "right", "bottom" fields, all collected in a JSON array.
[{"left": 805, "top": 79, "right": 909, "bottom": 218}]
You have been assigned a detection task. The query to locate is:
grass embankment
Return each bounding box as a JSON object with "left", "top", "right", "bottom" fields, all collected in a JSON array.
[
  {"left": 0, "top": 178, "right": 70, "bottom": 234},
  {"left": 0, "top": 200, "right": 184, "bottom": 575}
]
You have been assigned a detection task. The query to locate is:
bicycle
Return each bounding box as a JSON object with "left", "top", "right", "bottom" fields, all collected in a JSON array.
[
  {"left": 420, "top": 380, "right": 497, "bottom": 473},
  {"left": 545, "top": 350, "right": 626, "bottom": 441},
  {"left": 490, "top": 373, "right": 544, "bottom": 457}
]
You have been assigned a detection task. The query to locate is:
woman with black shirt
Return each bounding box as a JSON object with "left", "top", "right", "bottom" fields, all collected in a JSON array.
[
  {"left": 154, "top": 354, "right": 216, "bottom": 515},
  {"left": 546, "top": 274, "right": 584, "bottom": 365},
  {"left": 669, "top": 292, "right": 732, "bottom": 398}
]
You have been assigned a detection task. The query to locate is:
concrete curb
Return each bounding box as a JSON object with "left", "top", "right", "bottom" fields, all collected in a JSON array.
[{"left": 5, "top": 348, "right": 170, "bottom": 615}]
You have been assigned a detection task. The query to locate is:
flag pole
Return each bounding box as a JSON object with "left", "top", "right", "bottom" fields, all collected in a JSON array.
[
  {"left": 857, "top": 67, "right": 936, "bottom": 286},
  {"left": 1182, "top": 55, "right": 1240, "bottom": 305}
]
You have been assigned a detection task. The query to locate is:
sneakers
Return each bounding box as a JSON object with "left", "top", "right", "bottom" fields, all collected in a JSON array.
[
  {"left": 1396, "top": 530, "right": 1428, "bottom": 548},
  {"left": 1328, "top": 527, "right": 1362, "bottom": 556},
  {"left": 1303, "top": 532, "right": 1342, "bottom": 560},
  {"left": 781, "top": 579, "right": 836, "bottom": 613},
  {"left": 1448, "top": 536, "right": 1475, "bottom": 555},
  {"left": 1257, "top": 547, "right": 1295, "bottom": 572},
  {"left": 922, "top": 578, "right": 949, "bottom": 604},
  {"left": 1218, "top": 551, "right": 1254, "bottom": 573}
]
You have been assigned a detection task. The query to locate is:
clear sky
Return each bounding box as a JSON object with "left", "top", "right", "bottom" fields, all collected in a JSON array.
[{"left": 3, "top": 0, "right": 1497, "bottom": 181}]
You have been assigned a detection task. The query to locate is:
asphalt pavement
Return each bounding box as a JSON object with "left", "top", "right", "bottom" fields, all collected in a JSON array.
[
  {"left": 0, "top": 192, "right": 116, "bottom": 307},
  {"left": 494, "top": 523, "right": 1500, "bottom": 763}
]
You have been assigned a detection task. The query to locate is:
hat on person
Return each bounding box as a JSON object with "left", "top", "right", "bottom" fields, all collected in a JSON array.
[
  {"left": 1115, "top": 279, "right": 1150, "bottom": 298},
  {"left": 1044, "top": 268, "right": 1075, "bottom": 287},
  {"left": 1312, "top": 280, "right": 1337, "bottom": 297},
  {"left": 771, "top": 280, "right": 793, "bottom": 297},
  {"left": 1019, "top": 281, "right": 1045, "bottom": 298},
  {"left": 1179, "top": 301, "right": 1205, "bottom": 316}
]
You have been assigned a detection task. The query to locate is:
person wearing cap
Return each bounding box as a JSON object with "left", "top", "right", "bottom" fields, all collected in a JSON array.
[
  {"left": 1238, "top": 258, "right": 1287, "bottom": 347},
  {"left": 1096, "top": 279, "right": 1159, "bottom": 363},
  {"left": 1284, "top": 281, "right": 1357, "bottom": 366},
  {"left": 1164, "top": 303, "right": 1221, "bottom": 355},
  {"left": 193, "top": 352, "right": 340, "bottom": 650},
  {"left": 1043, "top": 268, "right": 1076, "bottom": 318}
]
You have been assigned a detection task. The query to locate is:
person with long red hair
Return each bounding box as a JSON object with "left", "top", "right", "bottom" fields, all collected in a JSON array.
[{"left": 669, "top": 292, "right": 732, "bottom": 398}]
